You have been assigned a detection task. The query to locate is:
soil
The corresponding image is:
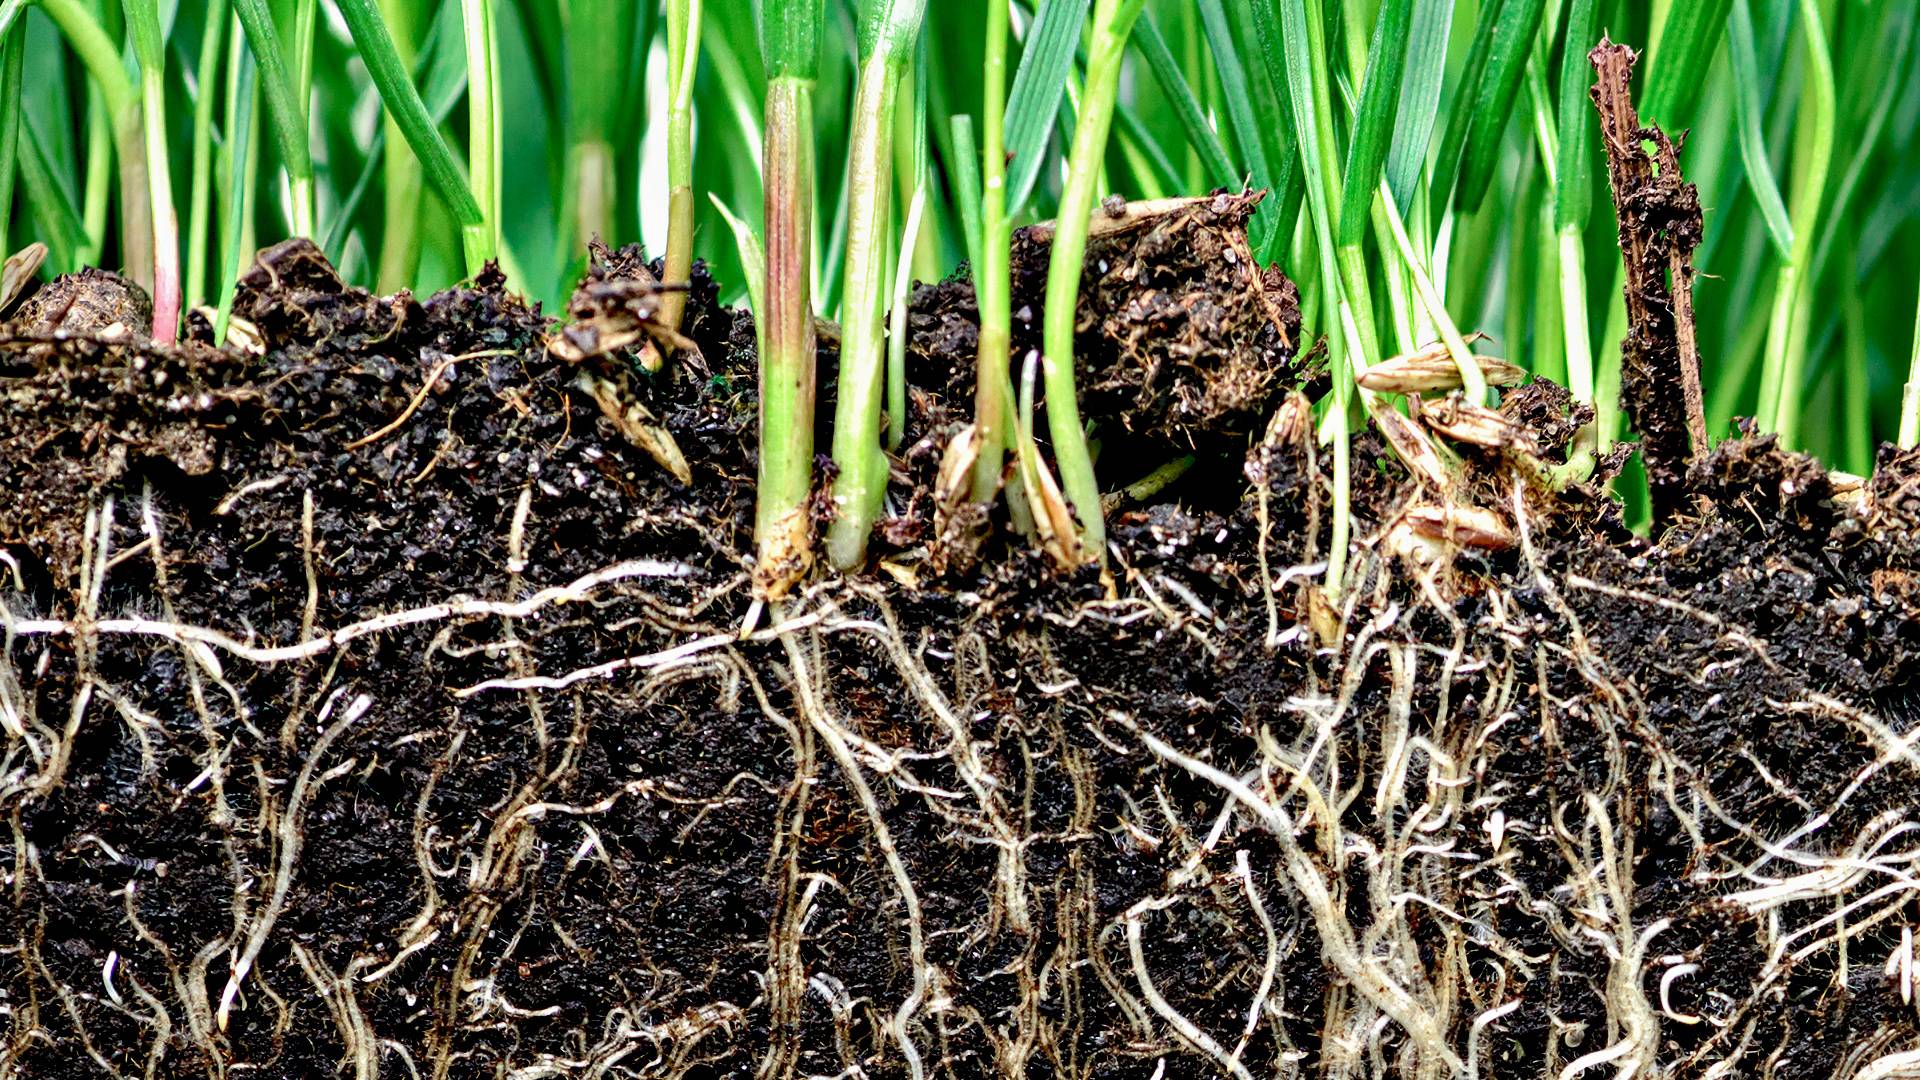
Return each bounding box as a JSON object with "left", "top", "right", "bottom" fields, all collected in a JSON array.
[{"left": 4, "top": 199, "right": 1920, "bottom": 1080}]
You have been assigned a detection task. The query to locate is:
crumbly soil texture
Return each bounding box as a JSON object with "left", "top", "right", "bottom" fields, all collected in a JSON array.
[{"left": 4, "top": 200, "right": 1920, "bottom": 1080}]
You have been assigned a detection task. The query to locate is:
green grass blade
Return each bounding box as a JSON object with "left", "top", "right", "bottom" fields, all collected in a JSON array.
[
  {"left": 185, "top": 3, "right": 225, "bottom": 308},
  {"left": 1218, "top": 0, "right": 1300, "bottom": 260},
  {"left": 215, "top": 37, "right": 256, "bottom": 342},
  {"left": 1131, "top": 11, "right": 1238, "bottom": 191},
  {"left": 1384, "top": 0, "right": 1453, "bottom": 210},
  {"left": 1642, "top": 0, "right": 1733, "bottom": 130},
  {"left": 708, "top": 192, "right": 765, "bottom": 337},
  {"left": 1112, "top": 103, "right": 1181, "bottom": 197},
  {"left": 1454, "top": 0, "right": 1546, "bottom": 213},
  {"left": 1756, "top": 0, "right": 1835, "bottom": 445},
  {"left": 1196, "top": 0, "right": 1283, "bottom": 248},
  {"left": 947, "top": 113, "right": 983, "bottom": 274},
  {"left": 1901, "top": 280, "right": 1920, "bottom": 448},
  {"left": 19, "top": 119, "right": 88, "bottom": 271},
  {"left": 1553, "top": 0, "right": 1598, "bottom": 231},
  {"left": 1003, "top": 0, "right": 1088, "bottom": 213},
  {"left": 1337, "top": 0, "right": 1411, "bottom": 247},
  {"left": 1428, "top": 0, "right": 1502, "bottom": 213},
  {"left": 1727, "top": 0, "right": 1791, "bottom": 258},
  {"left": 231, "top": 0, "right": 314, "bottom": 236},
  {"left": 333, "top": 0, "right": 489, "bottom": 271},
  {"left": 324, "top": 26, "right": 463, "bottom": 263},
  {"left": 0, "top": 16, "right": 21, "bottom": 256}
]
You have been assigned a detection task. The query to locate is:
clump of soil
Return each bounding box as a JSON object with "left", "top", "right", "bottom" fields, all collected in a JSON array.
[
  {"left": 4, "top": 215, "right": 1920, "bottom": 1080},
  {"left": 910, "top": 192, "right": 1304, "bottom": 453}
]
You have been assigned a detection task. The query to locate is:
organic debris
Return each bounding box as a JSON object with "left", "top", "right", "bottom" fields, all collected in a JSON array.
[{"left": 1591, "top": 37, "right": 1709, "bottom": 519}]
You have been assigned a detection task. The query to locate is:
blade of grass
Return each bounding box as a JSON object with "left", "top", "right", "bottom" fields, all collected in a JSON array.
[
  {"left": 1900, "top": 280, "right": 1920, "bottom": 448},
  {"left": 885, "top": 185, "right": 926, "bottom": 452},
  {"left": 1038, "top": 0, "right": 1147, "bottom": 566},
  {"left": 185, "top": 1, "right": 224, "bottom": 308},
  {"left": 947, "top": 114, "right": 982, "bottom": 274},
  {"left": 1003, "top": 0, "right": 1088, "bottom": 215},
  {"left": 37, "top": 0, "right": 152, "bottom": 291},
  {"left": 1196, "top": 0, "right": 1281, "bottom": 249},
  {"left": 1454, "top": 0, "right": 1546, "bottom": 214},
  {"left": 1839, "top": 237, "right": 1868, "bottom": 474},
  {"left": 19, "top": 118, "right": 89, "bottom": 271},
  {"left": 561, "top": 0, "right": 632, "bottom": 256},
  {"left": 374, "top": 0, "right": 427, "bottom": 290},
  {"left": 231, "top": 0, "right": 313, "bottom": 236},
  {"left": 1807, "top": 7, "right": 1914, "bottom": 290},
  {"left": 1219, "top": 0, "right": 1301, "bottom": 262},
  {"left": 334, "top": 0, "right": 491, "bottom": 273},
  {"left": 1427, "top": 0, "right": 1503, "bottom": 215},
  {"left": 79, "top": 82, "right": 108, "bottom": 266},
  {"left": 1555, "top": 0, "right": 1598, "bottom": 408},
  {"left": 1641, "top": 0, "right": 1733, "bottom": 131},
  {"left": 1755, "top": 0, "right": 1834, "bottom": 447},
  {"left": 824, "top": 0, "right": 929, "bottom": 570},
  {"left": 120, "top": 0, "right": 182, "bottom": 341},
  {"left": 0, "top": 15, "right": 21, "bottom": 256},
  {"left": 1130, "top": 12, "right": 1237, "bottom": 191},
  {"left": 214, "top": 29, "right": 254, "bottom": 342},
  {"left": 462, "top": 0, "right": 501, "bottom": 257},
  {"left": 1727, "top": 0, "right": 1791, "bottom": 260},
  {"left": 657, "top": 0, "right": 702, "bottom": 337},
  {"left": 1336, "top": 0, "right": 1410, "bottom": 248},
  {"left": 1384, "top": 0, "right": 1452, "bottom": 211}
]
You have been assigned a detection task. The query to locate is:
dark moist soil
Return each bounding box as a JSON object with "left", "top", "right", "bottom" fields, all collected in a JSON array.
[{"left": 4, "top": 202, "right": 1920, "bottom": 1080}]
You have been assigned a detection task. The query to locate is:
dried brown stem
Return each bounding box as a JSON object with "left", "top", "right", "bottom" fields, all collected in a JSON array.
[{"left": 1590, "top": 37, "right": 1708, "bottom": 519}]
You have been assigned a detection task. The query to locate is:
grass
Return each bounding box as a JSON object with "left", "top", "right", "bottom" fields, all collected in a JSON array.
[{"left": 4, "top": 0, "right": 1919, "bottom": 565}]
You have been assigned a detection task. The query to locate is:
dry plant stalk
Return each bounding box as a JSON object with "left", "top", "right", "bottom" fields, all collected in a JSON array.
[{"left": 1590, "top": 36, "right": 1709, "bottom": 518}]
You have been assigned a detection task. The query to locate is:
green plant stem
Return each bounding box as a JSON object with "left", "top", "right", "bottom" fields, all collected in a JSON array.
[
  {"left": 561, "top": 0, "right": 630, "bottom": 260},
  {"left": 123, "top": 0, "right": 180, "bottom": 341},
  {"left": 231, "top": 0, "right": 312, "bottom": 237},
  {"left": 80, "top": 85, "right": 110, "bottom": 266},
  {"left": 20, "top": 121, "right": 89, "bottom": 270},
  {"left": 461, "top": 0, "right": 499, "bottom": 259},
  {"left": 1596, "top": 267, "right": 1626, "bottom": 450},
  {"left": 824, "top": 2, "right": 921, "bottom": 569},
  {"left": 758, "top": 74, "right": 818, "bottom": 592},
  {"left": 375, "top": 0, "right": 423, "bottom": 291},
  {"left": 1839, "top": 240, "right": 1869, "bottom": 474},
  {"left": 1039, "top": 0, "right": 1146, "bottom": 565},
  {"left": 1554, "top": 0, "right": 1598, "bottom": 406},
  {"left": 215, "top": 17, "right": 255, "bottom": 343},
  {"left": 0, "top": 18, "right": 21, "bottom": 256},
  {"left": 658, "top": 0, "right": 701, "bottom": 336},
  {"left": 38, "top": 0, "right": 151, "bottom": 291},
  {"left": 968, "top": 0, "right": 1012, "bottom": 506},
  {"left": 334, "top": 0, "right": 490, "bottom": 272},
  {"left": 886, "top": 187, "right": 926, "bottom": 452},
  {"left": 1900, "top": 281, "right": 1920, "bottom": 449},
  {"left": 1756, "top": 0, "right": 1834, "bottom": 447},
  {"left": 824, "top": 0, "right": 928, "bottom": 570},
  {"left": 1379, "top": 183, "right": 1488, "bottom": 400},
  {"left": 186, "top": 3, "right": 225, "bottom": 308}
]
